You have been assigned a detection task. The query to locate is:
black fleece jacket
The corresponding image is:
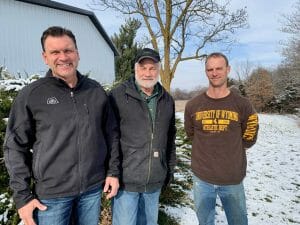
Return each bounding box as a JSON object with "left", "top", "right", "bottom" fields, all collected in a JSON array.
[
  {"left": 109, "top": 76, "right": 176, "bottom": 192},
  {"left": 4, "top": 70, "right": 119, "bottom": 209}
]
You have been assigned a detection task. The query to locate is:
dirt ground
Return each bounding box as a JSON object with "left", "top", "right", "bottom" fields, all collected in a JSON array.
[{"left": 175, "top": 100, "right": 188, "bottom": 112}]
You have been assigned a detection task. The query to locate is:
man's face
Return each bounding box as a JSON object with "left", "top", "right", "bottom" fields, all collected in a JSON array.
[
  {"left": 42, "top": 35, "right": 79, "bottom": 80},
  {"left": 135, "top": 58, "right": 160, "bottom": 89},
  {"left": 205, "top": 56, "right": 230, "bottom": 88}
]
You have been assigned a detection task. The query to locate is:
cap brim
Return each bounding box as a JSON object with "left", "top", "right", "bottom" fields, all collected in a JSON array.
[{"left": 137, "top": 56, "right": 159, "bottom": 63}]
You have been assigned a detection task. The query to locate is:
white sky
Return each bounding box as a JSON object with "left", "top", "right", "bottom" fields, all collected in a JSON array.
[{"left": 55, "top": 0, "right": 297, "bottom": 90}]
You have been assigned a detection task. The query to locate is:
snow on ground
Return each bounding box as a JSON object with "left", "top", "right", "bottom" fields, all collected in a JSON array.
[{"left": 167, "top": 113, "right": 300, "bottom": 225}]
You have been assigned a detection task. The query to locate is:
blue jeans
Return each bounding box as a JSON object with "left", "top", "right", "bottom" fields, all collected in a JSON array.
[
  {"left": 193, "top": 175, "right": 248, "bottom": 225},
  {"left": 112, "top": 189, "right": 161, "bottom": 225},
  {"left": 34, "top": 187, "right": 102, "bottom": 225}
]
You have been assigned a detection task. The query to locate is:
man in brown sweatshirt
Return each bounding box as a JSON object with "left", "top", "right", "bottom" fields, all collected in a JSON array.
[{"left": 184, "top": 52, "right": 259, "bottom": 225}]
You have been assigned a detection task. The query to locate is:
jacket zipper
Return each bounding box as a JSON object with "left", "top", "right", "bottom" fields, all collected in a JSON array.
[
  {"left": 145, "top": 100, "right": 157, "bottom": 192},
  {"left": 70, "top": 91, "right": 82, "bottom": 193},
  {"left": 145, "top": 131, "right": 154, "bottom": 192}
]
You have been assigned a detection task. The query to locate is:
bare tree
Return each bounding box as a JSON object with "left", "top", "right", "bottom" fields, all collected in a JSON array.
[
  {"left": 280, "top": 0, "right": 300, "bottom": 70},
  {"left": 234, "top": 60, "right": 255, "bottom": 82},
  {"left": 278, "top": 0, "right": 300, "bottom": 108},
  {"left": 281, "top": 0, "right": 300, "bottom": 36},
  {"left": 90, "top": 0, "right": 247, "bottom": 91}
]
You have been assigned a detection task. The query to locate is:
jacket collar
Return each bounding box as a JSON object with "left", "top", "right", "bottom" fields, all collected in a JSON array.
[{"left": 45, "top": 69, "right": 85, "bottom": 90}]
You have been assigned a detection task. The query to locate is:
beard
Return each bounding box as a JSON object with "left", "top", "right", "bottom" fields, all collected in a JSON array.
[{"left": 135, "top": 75, "right": 159, "bottom": 89}]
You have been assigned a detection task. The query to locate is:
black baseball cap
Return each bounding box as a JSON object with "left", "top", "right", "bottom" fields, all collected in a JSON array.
[{"left": 135, "top": 48, "right": 161, "bottom": 63}]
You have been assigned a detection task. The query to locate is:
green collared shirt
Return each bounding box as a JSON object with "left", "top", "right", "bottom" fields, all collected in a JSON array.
[{"left": 135, "top": 82, "right": 160, "bottom": 127}]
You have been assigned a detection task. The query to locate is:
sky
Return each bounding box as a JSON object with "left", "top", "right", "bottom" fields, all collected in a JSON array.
[{"left": 56, "top": 0, "right": 297, "bottom": 90}]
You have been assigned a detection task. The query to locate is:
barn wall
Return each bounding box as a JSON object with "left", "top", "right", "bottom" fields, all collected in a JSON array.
[{"left": 0, "top": 0, "right": 115, "bottom": 84}]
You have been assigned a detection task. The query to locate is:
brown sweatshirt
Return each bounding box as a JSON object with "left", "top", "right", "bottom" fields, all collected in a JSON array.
[{"left": 184, "top": 91, "right": 259, "bottom": 185}]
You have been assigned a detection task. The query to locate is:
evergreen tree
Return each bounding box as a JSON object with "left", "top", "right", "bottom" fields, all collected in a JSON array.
[
  {"left": 111, "top": 18, "right": 142, "bottom": 82},
  {"left": 0, "top": 90, "right": 17, "bottom": 192},
  {"left": 0, "top": 89, "right": 19, "bottom": 225}
]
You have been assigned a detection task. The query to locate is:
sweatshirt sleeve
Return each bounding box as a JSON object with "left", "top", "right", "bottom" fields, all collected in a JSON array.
[
  {"left": 241, "top": 101, "right": 259, "bottom": 149},
  {"left": 3, "top": 89, "right": 35, "bottom": 209}
]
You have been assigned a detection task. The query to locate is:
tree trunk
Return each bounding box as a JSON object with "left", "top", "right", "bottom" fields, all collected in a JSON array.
[{"left": 160, "top": 70, "right": 171, "bottom": 93}]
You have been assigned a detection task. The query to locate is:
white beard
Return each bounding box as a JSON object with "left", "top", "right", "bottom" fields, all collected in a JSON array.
[{"left": 135, "top": 76, "right": 159, "bottom": 89}]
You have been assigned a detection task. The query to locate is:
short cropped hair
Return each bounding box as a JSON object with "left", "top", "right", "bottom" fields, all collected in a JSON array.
[
  {"left": 205, "top": 52, "right": 229, "bottom": 67},
  {"left": 41, "top": 26, "right": 77, "bottom": 51}
]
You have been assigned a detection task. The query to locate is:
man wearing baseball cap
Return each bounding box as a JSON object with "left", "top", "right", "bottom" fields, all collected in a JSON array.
[{"left": 109, "top": 48, "right": 176, "bottom": 225}]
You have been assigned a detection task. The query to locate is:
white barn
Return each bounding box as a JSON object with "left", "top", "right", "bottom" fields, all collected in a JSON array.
[{"left": 0, "top": 0, "right": 118, "bottom": 84}]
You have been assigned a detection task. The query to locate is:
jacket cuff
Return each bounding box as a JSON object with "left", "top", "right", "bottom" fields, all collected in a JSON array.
[
  {"left": 106, "top": 172, "right": 119, "bottom": 178},
  {"left": 15, "top": 194, "right": 35, "bottom": 209}
]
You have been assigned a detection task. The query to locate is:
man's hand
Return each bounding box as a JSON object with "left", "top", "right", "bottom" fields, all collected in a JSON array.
[
  {"left": 18, "top": 199, "right": 47, "bottom": 225},
  {"left": 103, "top": 176, "right": 119, "bottom": 199}
]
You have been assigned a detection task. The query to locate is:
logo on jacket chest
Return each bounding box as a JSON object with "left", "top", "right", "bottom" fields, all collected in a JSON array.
[{"left": 47, "top": 97, "right": 59, "bottom": 105}]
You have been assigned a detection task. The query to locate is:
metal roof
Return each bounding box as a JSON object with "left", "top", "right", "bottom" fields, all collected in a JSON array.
[{"left": 16, "top": 0, "right": 119, "bottom": 56}]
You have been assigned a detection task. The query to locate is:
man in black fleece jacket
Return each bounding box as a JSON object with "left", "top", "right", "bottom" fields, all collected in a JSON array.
[{"left": 4, "top": 26, "right": 119, "bottom": 225}]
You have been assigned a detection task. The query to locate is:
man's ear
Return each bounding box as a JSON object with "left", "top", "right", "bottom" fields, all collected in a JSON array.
[
  {"left": 42, "top": 51, "right": 48, "bottom": 65},
  {"left": 77, "top": 50, "right": 80, "bottom": 61},
  {"left": 227, "top": 65, "right": 231, "bottom": 74}
]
